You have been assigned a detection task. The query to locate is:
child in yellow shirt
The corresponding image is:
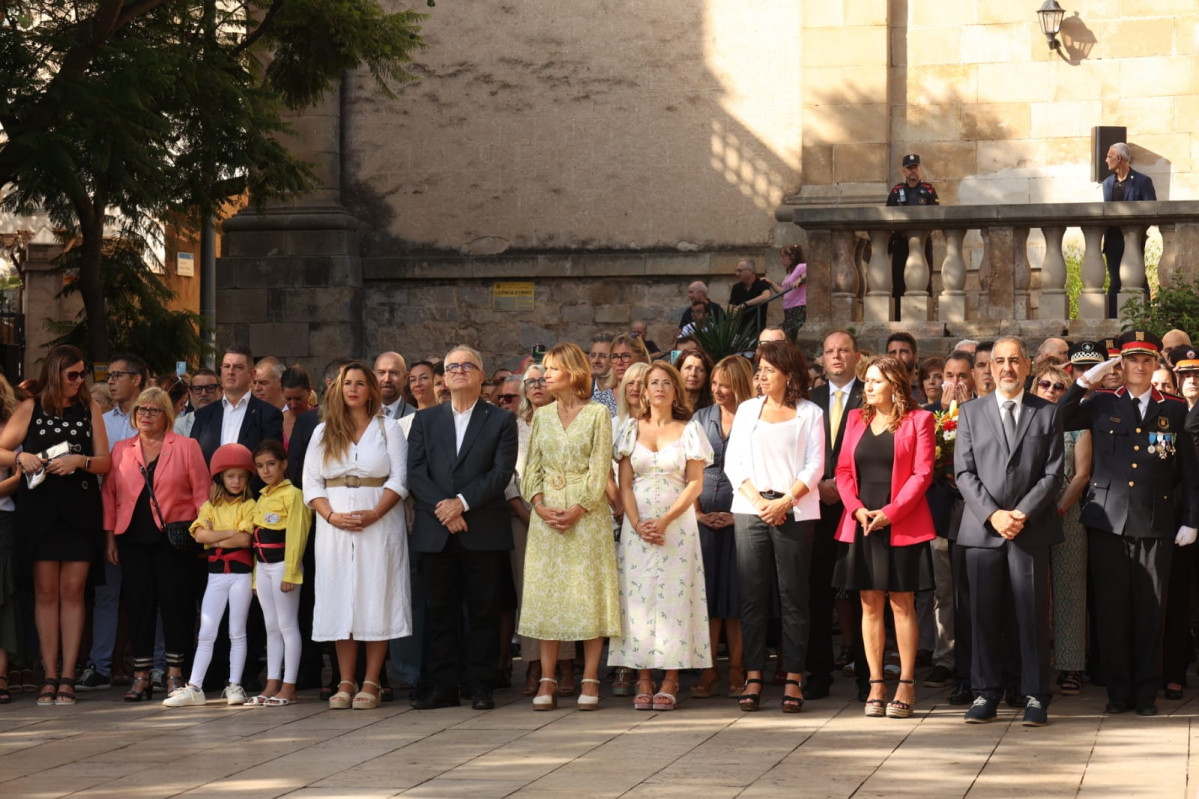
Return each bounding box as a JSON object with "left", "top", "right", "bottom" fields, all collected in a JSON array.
[{"left": 247, "top": 440, "right": 311, "bottom": 706}]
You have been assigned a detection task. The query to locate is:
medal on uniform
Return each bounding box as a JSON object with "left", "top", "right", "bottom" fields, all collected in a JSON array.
[{"left": 1148, "top": 433, "right": 1156, "bottom": 454}]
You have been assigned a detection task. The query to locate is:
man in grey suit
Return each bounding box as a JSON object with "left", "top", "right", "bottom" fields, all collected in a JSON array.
[{"left": 954, "top": 337, "right": 1064, "bottom": 726}]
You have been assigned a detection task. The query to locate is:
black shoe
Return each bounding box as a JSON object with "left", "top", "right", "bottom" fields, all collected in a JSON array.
[
  {"left": 923, "top": 665, "right": 953, "bottom": 688},
  {"left": 1004, "top": 685, "right": 1022, "bottom": 708},
  {"left": 1022, "top": 696, "right": 1048, "bottom": 727},
  {"left": 856, "top": 683, "right": 870, "bottom": 702},
  {"left": 471, "top": 689, "right": 495, "bottom": 711},
  {"left": 1135, "top": 703, "right": 1158, "bottom": 716},
  {"left": 1104, "top": 701, "right": 1128, "bottom": 715},
  {"left": 1163, "top": 686, "right": 1184, "bottom": 701},
  {"left": 803, "top": 677, "right": 831, "bottom": 700},
  {"left": 410, "top": 686, "right": 461, "bottom": 710},
  {"left": 75, "top": 666, "right": 111, "bottom": 692},
  {"left": 948, "top": 682, "right": 974, "bottom": 706},
  {"left": 964, "top": 696, "right": 998, "bottom": 723}
]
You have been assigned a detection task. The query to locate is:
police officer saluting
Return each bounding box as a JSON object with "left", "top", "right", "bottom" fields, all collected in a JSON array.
[
  {"left": 886, "top": 154, "right": 939, "bottom": 321},
  {"left": 1060, "top": 330, "right": 1199, "bottom": 716}
]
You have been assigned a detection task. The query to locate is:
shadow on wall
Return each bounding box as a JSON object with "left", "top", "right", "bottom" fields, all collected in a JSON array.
[{"left": 1058, "top": 14, "right": 1097, "bottom": 66}]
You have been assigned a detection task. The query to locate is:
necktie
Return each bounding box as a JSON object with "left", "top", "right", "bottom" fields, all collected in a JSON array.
[
  {"left": 384, "top": 406, "right": 392, "bottom": 418},
  {"left": 1002, "top": 400, "right": 1017, "bottom": 451},
  {"left": 830, "top": 390, "right": 844, "bottom": 438}
]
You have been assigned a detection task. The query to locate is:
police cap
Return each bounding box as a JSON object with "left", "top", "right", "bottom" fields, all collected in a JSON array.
[
  {"left": 902, "top": 154, "right": 921, "bottom": 167},
  {"left": 1068, "top": 340, "right": 1104, "bottom": 368},
  {"left": 1116, "top": 329, "right": 1163, "bottom": 358}
]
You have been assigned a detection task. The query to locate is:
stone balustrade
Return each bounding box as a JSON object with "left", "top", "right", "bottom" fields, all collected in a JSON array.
[{"left": 774, "top": 201, "right": 1199, "bottom": 343}]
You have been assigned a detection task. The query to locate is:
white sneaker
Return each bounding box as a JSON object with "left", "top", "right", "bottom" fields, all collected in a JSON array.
[
  {"left": 162, "top": 685, "right": 206, "bottom": 707},
  {"left": 222, "top": 683, "right": 247, "bottom": 706}
]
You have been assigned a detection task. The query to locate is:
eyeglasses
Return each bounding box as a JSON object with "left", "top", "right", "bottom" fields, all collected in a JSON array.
[
  {"left": 64, "top": 370, "right": 87, "bottom": 382},
  {"left": 445, "top": 362, "right": 479, "bottom": 374},
  {"left": 496, "top": 393, "right": 520, "bottom": 403},
  {"left": 106, "top": 370, "right": 136, "bottom": 381},
  {"left": 524, "top": 377, "right": 547, "bottom": 388},
  {"left": 135, "top": 407, "right": 164, "bottom": 417},
  {"left": 190, "top": 384, "right": 220, "bottom": 395},
  {"left": 1036, "top": 380, "right": 1067, "bottom": 392},
  {"left": 610, "top": 353, "right": 634, "bottom": 363}
]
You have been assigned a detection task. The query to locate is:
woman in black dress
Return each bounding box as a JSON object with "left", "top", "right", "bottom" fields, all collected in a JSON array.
[
  {"left": 0, "top": 345, "right": 110, "bottom": 705},
  {"left": 833, "top": 356, "right": 936, "bottom": 719}
]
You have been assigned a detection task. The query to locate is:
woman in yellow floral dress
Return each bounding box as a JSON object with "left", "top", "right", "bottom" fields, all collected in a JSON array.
[{"left": 519, "top": 343, "right": 620, "bottom": 711}]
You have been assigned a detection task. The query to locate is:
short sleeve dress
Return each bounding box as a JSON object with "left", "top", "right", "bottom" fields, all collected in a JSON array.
[
  {"left": 518, "top": 401, "right": 620, "bottom": 641},
  {"left": 17, "top": 400, "right": 102, "bottom": 563},
  {"left": 608, "top": 419, "right": 714, "bottom": 670}
]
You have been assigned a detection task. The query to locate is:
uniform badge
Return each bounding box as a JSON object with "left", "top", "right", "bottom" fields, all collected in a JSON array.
[
  {"left": 1109, "top": 417, "right": 1122, "bottom": 424},
  {"left": 1157, "top": 416, "right": 1170, "bottom": 430},
  {"left": 265, "top": 512, "right": 280, "bottom": 524}
]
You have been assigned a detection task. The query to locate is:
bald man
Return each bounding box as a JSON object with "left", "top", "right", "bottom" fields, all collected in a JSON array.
[
  {"left": 679, "top": 281, "right": 724, "bottom": 332},
  {"left": 375, "top": 351, "right": 415, "bottom": 419},
  {"left": 1163, "top": 329, "right": 1192, "bottom": 350}
]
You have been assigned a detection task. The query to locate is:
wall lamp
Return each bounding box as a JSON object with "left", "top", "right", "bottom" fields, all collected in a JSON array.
[{"left": 1037, "top": 0, "right": 1066, "bottom": 50}]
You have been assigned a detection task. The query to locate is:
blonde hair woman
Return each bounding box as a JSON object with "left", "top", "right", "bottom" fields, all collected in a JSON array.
[
  {"left": 519, "top": 343, "right": 619, "bottom": 710},
  {"left": 304, "top": 362, "right": 409, "bottom": 710}
]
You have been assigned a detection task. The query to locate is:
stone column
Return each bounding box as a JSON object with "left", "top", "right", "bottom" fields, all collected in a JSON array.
[
  {"left": 864, "top": 229, "right": 893, "bottom": 321},
  {"left": 901, "top": 232, "right": 930, "bottom": 322},
  {"left": 1117, "top": 226, "right": 1146, "bottom": 313},
  {"left": 978, "top": 227, "right": 1020, "bottom": 322},
  {"left": 829, "top": 230, "right": 861, "bottom": 323},
  {"left": 217, "top": 87, "right": 364, "bottom": 372},
  {"left": 938, "top": 229, "right": 966, "bottom": 322},
  {"left": 1039, "top": 226, "right": 1068, "bottom": 320},
  {"left": 1077, "top": 226, "right": 1106, "bottom": 320}
]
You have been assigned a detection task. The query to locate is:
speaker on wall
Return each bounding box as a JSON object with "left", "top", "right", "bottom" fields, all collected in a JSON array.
[{"left": 1092, "top": 126, "right": 1127, "bottom": 183}]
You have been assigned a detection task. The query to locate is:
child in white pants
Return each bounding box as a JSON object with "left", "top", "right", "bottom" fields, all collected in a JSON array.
[
  {"left": 163, "top": 443, "right": 257, "bottom": 708},
  {"left": 247, "top": 440, "right": 312, "bottom": 706}
]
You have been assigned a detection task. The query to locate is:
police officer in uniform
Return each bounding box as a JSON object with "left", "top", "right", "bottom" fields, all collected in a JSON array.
[
  {"left": 1060, "top": 330, "right": 1199, "bottom": 716},
  {"left": 886, "top": 154, "right": 939, "bottom": 321}
]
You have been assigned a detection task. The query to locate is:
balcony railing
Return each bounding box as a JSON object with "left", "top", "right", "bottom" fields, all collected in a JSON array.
[{"left": 773, "top": 201, "right": 1199, "bottom": 333}]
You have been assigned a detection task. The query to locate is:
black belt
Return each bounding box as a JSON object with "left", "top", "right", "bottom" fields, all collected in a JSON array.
[{"left": 760, "top": 490, "right": 786, "bottom": 500}]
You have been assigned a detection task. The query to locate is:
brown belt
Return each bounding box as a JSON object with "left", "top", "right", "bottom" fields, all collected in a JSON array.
[{"left": 325, "top": 476, "right": 387, "bottom": 488}]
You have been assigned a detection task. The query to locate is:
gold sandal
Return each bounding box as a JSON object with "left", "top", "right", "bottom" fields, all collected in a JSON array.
[{"left": 329, "top": 680, "right": 357, "bottom": 710}]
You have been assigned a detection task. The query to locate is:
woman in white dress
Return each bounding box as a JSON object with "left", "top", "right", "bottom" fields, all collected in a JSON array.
[
  {"left": 611, "top": 362, "right": 713, "bottom": 711},
  {"left": 304, "top": 362, "right": 409, "bottom": 710}
]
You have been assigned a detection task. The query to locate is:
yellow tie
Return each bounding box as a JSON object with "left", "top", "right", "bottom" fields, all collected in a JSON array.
[{"left": 830, "top": 389, "right": 844, "bottom": 438}]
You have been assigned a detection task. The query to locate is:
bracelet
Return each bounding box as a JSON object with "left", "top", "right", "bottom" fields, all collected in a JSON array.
[
  {"left": 84, "top": 456, "right": 91, "bottom": 471},
  {"left": 325, "top": 511, "right": 334, "bottom": 523}
]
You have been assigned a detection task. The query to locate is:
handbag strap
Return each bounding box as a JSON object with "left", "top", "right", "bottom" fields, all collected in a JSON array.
[{"left": 138, "top": 463, "right": 167, "bottom": 531}]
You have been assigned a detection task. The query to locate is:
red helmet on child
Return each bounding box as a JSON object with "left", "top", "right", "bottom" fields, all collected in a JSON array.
[{"left": 210, "top": 443, "right": 255, "bottom": 479}]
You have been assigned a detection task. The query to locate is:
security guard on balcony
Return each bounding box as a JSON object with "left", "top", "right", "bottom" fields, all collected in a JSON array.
[{"left": 886, "top": 153, "right": 939, "bottom": 322}]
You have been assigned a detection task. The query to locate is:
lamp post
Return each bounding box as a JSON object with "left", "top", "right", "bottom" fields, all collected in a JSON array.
[{"left": 1037, "top": 0, "right": 1066, "bottom": 50}]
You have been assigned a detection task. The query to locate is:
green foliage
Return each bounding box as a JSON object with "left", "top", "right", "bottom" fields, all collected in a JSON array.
[
  {"left": 1119, "top": 273, "right": 1199, "bottom": 342},
  {"left": 1062, "top": 236, "right": 1160, "bottom": 320},
  {"left": 690, "top": 310, "right": 760, "bottom": 361},
  {"left": 45, "top": 235, "right": 212, "bottom": 374}
]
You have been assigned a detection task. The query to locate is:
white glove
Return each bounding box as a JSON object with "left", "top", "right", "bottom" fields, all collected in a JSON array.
[
  {"left": 1176, "top": 526, "right": 1198, "bottom": 546},
  {"left": 1082, "top": 357, "right": 1121, "bottom": 387}
]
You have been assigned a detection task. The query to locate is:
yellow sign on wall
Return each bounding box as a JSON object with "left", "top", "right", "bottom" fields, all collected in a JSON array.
[{"left": 493, "top": 282, "right": 535, "bottom": 311}]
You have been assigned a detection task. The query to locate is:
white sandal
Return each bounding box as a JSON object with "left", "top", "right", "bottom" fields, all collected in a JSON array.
[
  {"left": 577, "top": 678, "right": 601, "bottom": 711},
  {"left": 353, "top": 680, "right": 381, "bottom": 710},
  {"left": 329, "top": 680, "right": 357, "bottom": 710}
]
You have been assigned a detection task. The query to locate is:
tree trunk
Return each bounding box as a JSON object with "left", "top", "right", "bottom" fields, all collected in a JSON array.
[{"left": 77, "top": 208, "right": 108, "bottom": 364}]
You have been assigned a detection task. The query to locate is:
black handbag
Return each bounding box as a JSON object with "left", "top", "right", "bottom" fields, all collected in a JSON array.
[{"left": 139, "top": 464, "right": 202, "bottom": 556}]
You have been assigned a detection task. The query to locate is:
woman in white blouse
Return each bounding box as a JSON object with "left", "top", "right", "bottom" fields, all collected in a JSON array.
[{"left": 723, "top": 341, "right": 824, "bottom": 714}]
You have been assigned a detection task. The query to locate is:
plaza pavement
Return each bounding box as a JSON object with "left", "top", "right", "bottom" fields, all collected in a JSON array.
[{"left": 0, "top": 672, "right": 1196, "bottom": 798}]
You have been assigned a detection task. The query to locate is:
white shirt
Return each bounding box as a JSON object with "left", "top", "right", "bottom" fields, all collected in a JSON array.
[
  {"left": 103, "top": 405, "right": 137, "bottom": 452},
  {"left": 994, "top": 390, "right": 1025, "bottom": 427},
  {"left": 451, "top": 399, "right": 479, "bottom": 510},
  {"left": 723, "top": 396, "right": 826, "bottom": 521},
  {"left": 220, "top": 392, "right": 250, "bottom": 446},
  {"left": 383, "top": 399, "right": 402, "bottom": 419},
  {"left": 1130, "top": 388, "right": 1153, "bottom": 420}
]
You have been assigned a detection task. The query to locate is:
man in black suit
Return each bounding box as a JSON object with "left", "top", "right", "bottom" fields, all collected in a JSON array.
[
  {"left": 375, "top": 351, "right": 417, "bottom": 420},
  {"left": 407, "top": 345, "right": 518, "bottom": 710},
  {"left": 955, "top": 337, "right": 1064, "bottom": 726},
  {"left": 191, "top": 346, "right": 284, "bottom": 469},
  {"left": 809, "top": 330, "right": 863, "bottom": 699},
  {"left": 1064, "top": 330, "right": 1199, "bottom": 716}
]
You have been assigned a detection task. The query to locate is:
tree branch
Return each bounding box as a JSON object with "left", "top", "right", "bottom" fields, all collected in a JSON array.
[{"left": 231, "top": 0, "right": 284, "bottom": 56}]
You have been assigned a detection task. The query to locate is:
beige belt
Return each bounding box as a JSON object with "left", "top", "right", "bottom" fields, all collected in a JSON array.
[{"left": 326, "top": 476, "right": 387, "bottom": 488}]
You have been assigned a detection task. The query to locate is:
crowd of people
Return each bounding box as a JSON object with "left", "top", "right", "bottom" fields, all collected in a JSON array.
[{"left": 0, "top": 299, "right": 1196, "bottom": 728}]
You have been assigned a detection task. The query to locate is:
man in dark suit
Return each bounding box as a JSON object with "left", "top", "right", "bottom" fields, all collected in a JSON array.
[
  {"left": 809, "top": 330, "right": 863, "bottom": 699},
  {"left": 407, "top": 345, "right": 518, "bottom": 710},
  {"left": 1063, "top": 330, "right": 1199, "bottom": 716},
  {"left": 1101, "top": 142, "right": 1157, "bottom": 318},
  {"left": 191, "top": 346, "right": 284, "bottom": 469},
  {"left": 955, "top": 336, "right": 1064, "bottom": 726}
]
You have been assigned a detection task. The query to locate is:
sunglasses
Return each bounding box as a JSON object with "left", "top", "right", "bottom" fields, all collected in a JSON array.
[
  {"left": 190, "top": 384, "right": 220, "bottom": 394},
  {"left": 64, "top": 370, "right": 87, "bottom": 382},
  {"left": 496, "top": 393, "right": 520, "bottom": 403},
  {"left": 1036, "top": 380, "right": 1067, "bottom": 392}
]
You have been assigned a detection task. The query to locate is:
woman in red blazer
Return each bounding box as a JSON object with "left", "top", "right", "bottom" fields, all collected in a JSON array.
[
  {"left": 102, "top": 387, "right": 210, "bottom": 702},
  {"left": 833, "top": 356, "right": 935, "bottom": 720}
]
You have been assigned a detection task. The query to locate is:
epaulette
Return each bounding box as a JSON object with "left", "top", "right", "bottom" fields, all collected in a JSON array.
[
  {"left": 921, "top": 182, "right": 936, "bottom": 190},
  {"left": 1093, "top": 388, "right": 1117, "bottom": 394},
  {"left": 1160, "top": 392, "right": 1187, "bottom": 403}
]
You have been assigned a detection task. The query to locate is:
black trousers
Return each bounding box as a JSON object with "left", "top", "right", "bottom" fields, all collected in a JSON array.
[
  {"left": 419, "top": 535, "right": 508, "bottom": 692},
  {"left": 735, "top": 515, "right": 815, "bottom": 673},
  {"left": 1163, "top": 542, "right": 1196, "bottom": 686},
  {"left": 1088, "top": 529, "right": 1172, "bottom": 707},
  {"left": 117, "top": 537, "right": 197, "bottom": 668},
  {"left": 806, "top": 509, "right": 840, "bottom": 683},
  {"left": 950, "top": 539, "right": 972, "bottom": 684},
  {"left": 966, "top": 542, "right": 1052, "bottom": 703}
]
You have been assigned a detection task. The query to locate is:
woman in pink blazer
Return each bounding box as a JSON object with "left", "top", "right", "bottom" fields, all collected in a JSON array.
[
  {"left": 833, "top": 356, "right": 935, "bottom": 720},
  {"left": 102, "top": 387, "right": 210, "bottom": 702}
]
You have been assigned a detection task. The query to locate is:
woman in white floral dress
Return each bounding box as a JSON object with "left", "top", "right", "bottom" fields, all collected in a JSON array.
[{"left": 611, "top": 362, "right": 713, "bottom": 711}]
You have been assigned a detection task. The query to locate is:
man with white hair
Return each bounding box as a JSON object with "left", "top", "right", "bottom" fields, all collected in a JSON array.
[
  {"left": 1102, "top": 142, "right": 1156, "bottom": 319},
  {"left": 678, "top": 281, "right": 723, "bottom": 332}
]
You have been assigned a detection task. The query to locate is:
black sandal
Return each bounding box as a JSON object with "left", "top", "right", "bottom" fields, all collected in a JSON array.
[
  {"left": 781, "top": 679, "right": 805, "bottom": 714},
  {"left": 865, "top": 678, "right": 887, "bottom": 717},
  {"left": 887, "top": 679, "right": 914, "bottom": 719},
  {"left": 738, "top": 678, "right": 764, "bottom": 712},
  {"left": 37, "top": 678, "right": 59, "bottom": 707}
]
